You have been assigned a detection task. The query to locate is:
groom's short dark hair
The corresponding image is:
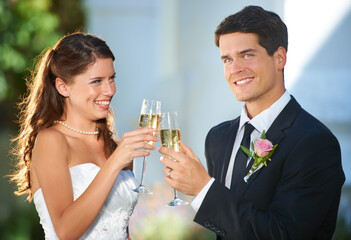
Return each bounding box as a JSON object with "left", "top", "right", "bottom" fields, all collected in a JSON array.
[{"left": 214, "top": 5, "right": 288, "bottom": 56}]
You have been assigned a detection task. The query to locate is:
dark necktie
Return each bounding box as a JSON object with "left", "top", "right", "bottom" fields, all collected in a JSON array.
[{"left": 231, "top": 123, "right": 255, "bottom": 189}]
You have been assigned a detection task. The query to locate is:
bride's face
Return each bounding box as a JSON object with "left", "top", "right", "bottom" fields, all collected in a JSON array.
[{"left": 65, "top": 58, "right": 116, "bottom": 121}]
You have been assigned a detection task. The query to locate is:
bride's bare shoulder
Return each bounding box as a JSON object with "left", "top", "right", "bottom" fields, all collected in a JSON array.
[
  {"left": 35, "top": 127, "right": 68, "bottom": 147},
  {"left": 32, "top": 127, "right": 70, "bottom": 165}
]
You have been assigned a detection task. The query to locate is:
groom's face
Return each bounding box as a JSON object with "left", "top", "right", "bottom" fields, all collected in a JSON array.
[{"left": 219, "top": 32, "right": 285, "bottom": 109}]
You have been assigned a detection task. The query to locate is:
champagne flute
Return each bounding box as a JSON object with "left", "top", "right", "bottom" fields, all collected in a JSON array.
[
  {"left": 160, "top": 112, "right": 189, "bottom": 206},
  {"left": 133, "top": 99, "right": 161, "bottom": 194}
]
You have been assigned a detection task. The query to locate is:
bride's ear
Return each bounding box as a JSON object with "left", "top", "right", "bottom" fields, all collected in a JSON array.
[{"left": 55, "top": 78, "right": 70, "bottom": 97}]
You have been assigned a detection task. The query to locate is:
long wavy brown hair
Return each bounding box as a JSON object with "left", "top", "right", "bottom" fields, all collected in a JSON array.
[{"left": 10, "top": 32, "right": 118, "bottom": 201}]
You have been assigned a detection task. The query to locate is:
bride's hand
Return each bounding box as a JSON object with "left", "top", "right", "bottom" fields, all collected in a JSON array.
[{"left": 110, "top": 128, "right": 158, "bottom": 169}]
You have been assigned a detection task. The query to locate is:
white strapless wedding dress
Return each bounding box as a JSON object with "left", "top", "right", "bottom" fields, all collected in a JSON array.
[{"left": 33, "top": 163, "right": 139, "bottom": 240}]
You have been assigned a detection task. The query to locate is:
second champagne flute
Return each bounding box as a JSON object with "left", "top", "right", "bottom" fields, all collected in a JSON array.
[
  {"left": 160, "top": 112, "right": 189, "bottom": 206},
  {"left": 133, "top": 99, "right": 161, "bottom": 194}
]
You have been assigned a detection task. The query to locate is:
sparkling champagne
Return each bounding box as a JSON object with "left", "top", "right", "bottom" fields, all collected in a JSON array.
[
  {"left": 160, "top": 129, "right": 181, "bottom": 152},
  {"left": 139, "top": 113, "right": 161, "bottom": 144}
]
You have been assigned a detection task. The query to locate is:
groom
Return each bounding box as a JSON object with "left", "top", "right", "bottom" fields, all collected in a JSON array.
[{"left": 159, "top": 5, "right": 345, "bottom": 240}]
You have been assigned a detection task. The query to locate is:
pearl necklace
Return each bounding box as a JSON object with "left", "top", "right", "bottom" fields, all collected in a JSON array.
[{"left": 54, "top": 120, "right": 99, "bottom": 135}]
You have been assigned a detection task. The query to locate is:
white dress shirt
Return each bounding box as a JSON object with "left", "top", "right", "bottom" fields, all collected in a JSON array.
[{"left": 191, "top": 91, "right": 291, "bottom": 212}]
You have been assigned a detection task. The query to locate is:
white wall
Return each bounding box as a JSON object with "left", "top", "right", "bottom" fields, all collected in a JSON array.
[{"left": 284, "top": 0, "right": 351, "bottom": 184}]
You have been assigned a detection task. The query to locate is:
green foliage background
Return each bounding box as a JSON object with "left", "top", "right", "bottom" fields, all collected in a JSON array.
[
  {"left": 0, "top": 0, "right": 85, "bottom": 126},
  {"left": 0, "top": 0, "right": 85, "bottom": 239}
]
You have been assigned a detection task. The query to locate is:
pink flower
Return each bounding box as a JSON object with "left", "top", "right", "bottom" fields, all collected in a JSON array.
[
  {"left": 241, "top": 130, "right": 277, "bottom": 182},
  {"left": 254, "top": 139, "right": 273, "bottom": 157}
]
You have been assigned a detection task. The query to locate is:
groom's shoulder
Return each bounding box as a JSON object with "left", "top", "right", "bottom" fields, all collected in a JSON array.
[
  {"left": 296, "top": 105, "right": 333, "bottom": 134},
  {"left": 285, "top": 96, "right": 332, "bottom": 133},
  {"left": 291, "top": 100, "right": 337, "bottom": 142}
]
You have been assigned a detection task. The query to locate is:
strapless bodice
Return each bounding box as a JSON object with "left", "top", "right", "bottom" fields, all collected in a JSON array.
[{"left": 33, "top": 163, "right": 138, "bottom": 239}]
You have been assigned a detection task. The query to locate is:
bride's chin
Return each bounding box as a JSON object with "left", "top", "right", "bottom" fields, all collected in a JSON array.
[{"left": 95, "top": 115, "right": 108, "bottom": 121}]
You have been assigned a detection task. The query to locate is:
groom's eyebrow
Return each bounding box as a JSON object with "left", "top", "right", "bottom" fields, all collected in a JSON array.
[
  {"left": 239, "top": 48, "right": 256, "bottom": 54},
  {"left": 220, "top": 48, "right": 257, "bottom": 60},
  {"left": 221, "top": 55, "right": 230, "bottom": 60}
]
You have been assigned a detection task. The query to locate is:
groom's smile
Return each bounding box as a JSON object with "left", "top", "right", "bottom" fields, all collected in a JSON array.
[{"left": 235, "top": 77, "right": 253, "bottom": 86}]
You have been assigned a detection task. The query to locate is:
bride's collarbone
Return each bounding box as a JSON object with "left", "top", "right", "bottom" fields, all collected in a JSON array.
[
  {"left": 66, "top": 135, "right": 104, "bottom": 150},
  {"left": 66, "top": 137, "right": 106, "bottom": 167}
]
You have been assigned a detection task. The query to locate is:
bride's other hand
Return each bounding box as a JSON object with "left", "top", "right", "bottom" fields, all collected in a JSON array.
[{"left": 110, "top": 127, "right": 158, "bottom": 169}]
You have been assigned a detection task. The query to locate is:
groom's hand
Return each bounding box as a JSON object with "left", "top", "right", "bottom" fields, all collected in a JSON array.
[{"left": 158, "top": 142, "right": 211, "bottom": 196}]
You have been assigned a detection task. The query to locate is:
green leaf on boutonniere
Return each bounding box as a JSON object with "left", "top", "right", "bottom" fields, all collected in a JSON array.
[{"left": 240, "top": 146, "right": 252, "bottom": 158}]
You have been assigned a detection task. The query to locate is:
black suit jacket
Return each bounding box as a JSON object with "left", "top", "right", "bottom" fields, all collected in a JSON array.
[{"left": 194, "top": 97, "right": 345, "bottom": 240}]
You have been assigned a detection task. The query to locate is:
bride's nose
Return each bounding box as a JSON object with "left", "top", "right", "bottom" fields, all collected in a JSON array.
[{"left": 102, "top": 81, "right": 116, "bottom": 96}]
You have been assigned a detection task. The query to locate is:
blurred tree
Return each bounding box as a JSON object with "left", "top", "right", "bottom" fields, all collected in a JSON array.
[
  {"left": 0, "top": 0, "right": 85, "bottom": 128},
  {"left": 51, "top": 0, "right": 86, "bottom": 34},
  {"left": 1, "top": 0, "right": 85, "bottom": 239},
  {"left": 0, "top": 0, "right": 59, "bottom": 102}
]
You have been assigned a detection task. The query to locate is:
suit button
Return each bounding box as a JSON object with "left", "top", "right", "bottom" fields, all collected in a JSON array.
[
  {"left": 204, "top": 221, "right": 210, "bottom": 227},
  {"left": 210, "top": 224, "right": 215, "bottom": 230},
  {"left": 220, "top": 230, "right": 226, "bottom": 236}
]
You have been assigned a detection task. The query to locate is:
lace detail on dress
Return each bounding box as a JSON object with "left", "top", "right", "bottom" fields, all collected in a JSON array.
[
  {"left": 81, "top": 208, "right": 130, "bottom": 239},
  {"left": 33, "top": 163, "right": 138, "bottom": 240}
]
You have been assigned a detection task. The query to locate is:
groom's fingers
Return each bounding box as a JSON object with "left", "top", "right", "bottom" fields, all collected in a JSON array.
[
  {"left": 161, "top": 160, "right": 182, "bottom": 188},
  {"left": 162, "top": 165, "right": 187, "bottom": 192},
  {"left": 180, "top": 142, "right": 201, "bottom": 162},
  {"left": 163, "top": 172, "right": 176, "bottom": 188},
  {"left": 159, "top": 143, "right": 201, "bottom": 165},
  {"left": 160, "top": 155, "right": 179, "bottom": 170},
  {"left": 158, "top": 146, "right": 186, "bottom": 163}
]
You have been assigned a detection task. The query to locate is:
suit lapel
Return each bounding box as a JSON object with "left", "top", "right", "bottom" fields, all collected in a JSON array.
[
  {"left": 219, "top": 118, "right": 240, "bottom": 184},
  {"left": 235, "top": 97, "right": 301, "bottom": 195}
]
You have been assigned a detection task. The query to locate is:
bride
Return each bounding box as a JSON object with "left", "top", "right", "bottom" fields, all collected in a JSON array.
[{"left": 10, "top": 32, "right": 158, "bottom": 239}]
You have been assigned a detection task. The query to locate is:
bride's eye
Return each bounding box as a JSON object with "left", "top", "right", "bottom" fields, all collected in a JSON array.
[{"left": 90, "top": 79, "right": 101, "bottom": 84}]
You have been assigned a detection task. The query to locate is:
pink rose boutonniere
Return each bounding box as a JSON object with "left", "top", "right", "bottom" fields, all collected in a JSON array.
[{"left": 241, "top": 130, "right": 277, "bottom": 182}]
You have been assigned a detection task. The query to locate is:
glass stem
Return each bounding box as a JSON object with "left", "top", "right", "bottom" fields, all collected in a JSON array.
[
  {"left": 173, "top": 188, "right": 178, "bottom": 199},
  {"left": 140, "top": 156, "right": 147, "bottom": 185}
]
